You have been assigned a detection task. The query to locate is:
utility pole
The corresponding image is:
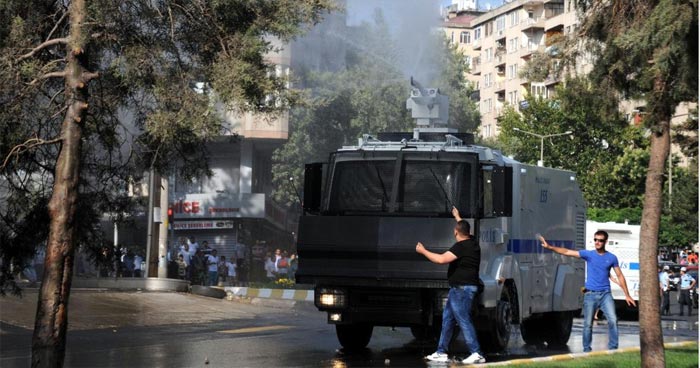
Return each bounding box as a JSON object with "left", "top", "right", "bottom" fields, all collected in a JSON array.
[{"left": 145, "top": 167, "right": 162, "bottom": 278}]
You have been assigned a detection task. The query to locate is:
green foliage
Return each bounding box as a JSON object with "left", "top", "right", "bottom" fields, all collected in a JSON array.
[
  {"left": 496, "top": 77, "right": 646, "bottom": 208},
  {"left": 576, "top": 0, "right": 697, "bottom": 125},
  {"left": 587, "top": 207, "right": 642, "bottom": 224},
  {"left": 0, "top": 0, "right": 334, "bottom": 294},
  {"left": 517, "top": 342, "right": 698, "bottom": 368},
  {"left": 661, "top": 165, "right": 699, "bottom": 247},
  {"left": 518, "top": 52, "right": 551, "bottom": 82},
  {"left": 674, "top": 108, "right": 698, "bottom": 159}
]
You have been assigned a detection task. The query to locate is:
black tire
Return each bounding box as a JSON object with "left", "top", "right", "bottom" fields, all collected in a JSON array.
[
  {"left": 543, "top": 311, "right": 573, "bottom": 348},
  {"left": 520, "top": 318, "right": 545, "bottom": 345},
  {"left": 336, "top": 324, "right": 373, "bottom": 350},
  {"left": 480, "top": 286, "right": 513, "bottom": 353}
]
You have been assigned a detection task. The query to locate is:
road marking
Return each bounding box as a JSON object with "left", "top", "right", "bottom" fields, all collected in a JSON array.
[{"left": 218, "top": 325, "right": 293, "bottom": 334}]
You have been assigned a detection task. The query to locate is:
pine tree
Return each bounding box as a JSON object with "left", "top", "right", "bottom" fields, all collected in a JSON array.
[{"left": 575, "top": 1, "right": 697, "bottom": 366}]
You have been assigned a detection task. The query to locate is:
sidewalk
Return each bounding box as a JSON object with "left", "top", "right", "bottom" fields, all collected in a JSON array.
[{"left": 223, "top": 286, "right": 314, "bottom": 302}]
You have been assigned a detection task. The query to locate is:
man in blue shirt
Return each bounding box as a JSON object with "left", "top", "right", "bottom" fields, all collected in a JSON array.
[{"left": 538, "top": 231, "right": 636, "bottom": 352}]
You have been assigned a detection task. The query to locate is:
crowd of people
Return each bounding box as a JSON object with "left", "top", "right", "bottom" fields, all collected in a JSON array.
[
  {"left": 263, "top": 248, "right": 298, "bottom": 281},
  {"left": 168, "top": 236, "right": 238, "bottom": 286}
]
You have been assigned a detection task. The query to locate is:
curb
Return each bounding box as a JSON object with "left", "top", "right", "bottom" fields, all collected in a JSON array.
[
  {"left": 481, "top": 340, "right": 698, "bottom": 366},
  {"left": 223, "top": 286, "right": 314, "bottom": 302}
]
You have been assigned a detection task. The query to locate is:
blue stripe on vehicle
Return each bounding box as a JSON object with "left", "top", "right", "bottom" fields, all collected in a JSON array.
[{"left": 507, "top": 239, "right": 576, "bottom": 253}]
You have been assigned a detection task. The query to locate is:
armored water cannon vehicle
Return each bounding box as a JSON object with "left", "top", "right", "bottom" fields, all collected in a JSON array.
[{"left": 296, "top": 79, "right": 586, "bottom": 352}]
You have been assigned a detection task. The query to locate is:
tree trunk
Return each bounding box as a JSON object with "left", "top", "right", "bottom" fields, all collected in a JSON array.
[
  {"left": 31, "top": 1, "right": 90, "bottom": 367},
  {"left": 638, "top": 119, "right": 669, "bottom": 368}
]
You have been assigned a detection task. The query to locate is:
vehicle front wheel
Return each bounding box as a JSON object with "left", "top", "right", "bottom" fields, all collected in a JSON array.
[
  {"left": 480, "top": 285, "right": 514, "bottom": 352},
  {"left": 336, "top": 324, "right": 373, "bottom": 351}
]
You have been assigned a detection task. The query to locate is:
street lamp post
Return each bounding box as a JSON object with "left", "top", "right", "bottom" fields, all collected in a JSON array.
[{"left": 512, "top": 128, "right": 573, "bottom": 167}]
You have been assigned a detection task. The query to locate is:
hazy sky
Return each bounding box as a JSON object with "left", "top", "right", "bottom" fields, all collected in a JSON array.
[{"left": 346, "top": 0, "right": 506, "bottom": 26}]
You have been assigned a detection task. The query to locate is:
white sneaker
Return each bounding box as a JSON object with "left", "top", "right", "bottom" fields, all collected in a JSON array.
[
  {"left": 425, "top": 352, "right": 450, "bottom": 362},
  {"left": 462, "top": 352, "right": 486, "bottom": 364}
]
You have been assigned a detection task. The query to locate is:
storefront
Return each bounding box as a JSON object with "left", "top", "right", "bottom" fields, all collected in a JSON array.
[{"left": 169, "top": 192, "right": 292, "bottom": 281}]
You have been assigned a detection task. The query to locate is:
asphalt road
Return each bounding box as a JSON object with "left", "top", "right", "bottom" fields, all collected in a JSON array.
[{"left": 0, "top": 290, "right": 697, "bottom": 367}]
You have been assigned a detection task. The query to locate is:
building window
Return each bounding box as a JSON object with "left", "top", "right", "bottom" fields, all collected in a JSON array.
[
  {"left": 474, "top": 27, "right": 481, "bottom": 40},
  {"left": 531, "top": 83, "right": 547, "bottom": 98},
  {"left": 510, "top": 11, "right": 519, "bottom": 27},
  {"left": 508, "top": 64, "right": 518, "bottom": 79},
  {"left": 483, "top": 98, "right": 492, "bottom": 113},
  {"left": 464, "top": 55, "right": 472, "bottom": 68},
  {"left": 508, "top": 90, "right": 519, "bottom": 105},
  {"left": 460, "top": 31, "right": 471, "bottom": 44},
  {"left": 483, "top": 124, "right": 492, "bottom": 138},
  {"left": 508, "top": 37, "right": 518, "bottom": 53},
  {"left": 496, "top": 15, "right": 505, "bottom": 33},
  {"left": 485, "top": 48, "right": 493, "bottom": 62},
  {"left": 485, "top": 21, "right": 493, "bottom": 37},
  {"left": 451, "top": 31, "right": 455, "bottom": 44},
  {"left": 484, "top": 73, "right": 492, "bottom": 88}
]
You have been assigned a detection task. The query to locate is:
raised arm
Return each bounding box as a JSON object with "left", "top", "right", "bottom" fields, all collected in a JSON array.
[
  {"left": 537, "top": 235, "right": 580, "bottom": 258},
  {"left": 451, "top": 206, "right": 462, "bottom": 222}
]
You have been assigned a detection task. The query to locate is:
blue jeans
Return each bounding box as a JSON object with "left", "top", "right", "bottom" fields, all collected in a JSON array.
[
  {"left": 582, "top": 290, "right": 618, "bottom": 352},
  {"left": 437, "top": 285, "right": 481, "bottom": 355}
]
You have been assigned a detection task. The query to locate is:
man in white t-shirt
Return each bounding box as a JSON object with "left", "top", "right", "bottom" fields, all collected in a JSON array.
[
  {"left": 206, "top": 249, "right": 219, "bottom": 286},
  {"left": 188, "top": 236, "right": 200, "bottom": 253}
]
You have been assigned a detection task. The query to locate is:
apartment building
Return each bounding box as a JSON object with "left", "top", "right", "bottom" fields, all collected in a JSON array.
[{"left": 443, "top": 0, "right": 581, "bottom": 139}]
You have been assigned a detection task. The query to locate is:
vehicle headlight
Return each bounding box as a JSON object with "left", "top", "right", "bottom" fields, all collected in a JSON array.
[{"left": 315, "top": 288, "right": 346, "bottom": 309}]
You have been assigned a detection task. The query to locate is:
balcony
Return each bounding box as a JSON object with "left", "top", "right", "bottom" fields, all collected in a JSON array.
[
  {"left": 473, "top": 39, "right": 482, "bottom": 50},
  {"left": 521, "top": 17, "right": 545, "bottom": 32},
  {"left": 495, "top": 29, "right": 506, "bottom": 42},
  {"left": 495, "top": 54, "right": 506, "bottom": 67},
  {"left": 494, "top": 81, "right": 506, "bottom": 93},
  {"left": 496, "top": 64, "right": 505, "bottom": 75},
  {"left": 544, "top": 7, "right": 565, "bottom": 31},
  {"left": 471, "top": 57, "right": 482, "bottom": 75},
  {"left": 520, "top": 44, "right": 545, "bottom": 58},
  {"left": 471, "top": 64, "right": 481, "bottom": 75},
  {"left": 544, "top": 74, "right": 561, "bottom": 86}
]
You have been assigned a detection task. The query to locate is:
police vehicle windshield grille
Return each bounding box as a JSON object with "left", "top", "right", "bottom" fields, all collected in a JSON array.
[
  {"left": 400, "top": 161, "right": 470, "bottom": 213},
  {"left": 328, "top": 159, "right": 473, "bottom": 214},
  {"left": 329, "top": 160, "right": 395, "bottom": 212}
]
